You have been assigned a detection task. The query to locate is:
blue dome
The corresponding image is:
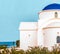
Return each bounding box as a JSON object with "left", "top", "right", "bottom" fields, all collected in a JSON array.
[{"left": 43, "top": 3, "right": 60, "bottom": 10}]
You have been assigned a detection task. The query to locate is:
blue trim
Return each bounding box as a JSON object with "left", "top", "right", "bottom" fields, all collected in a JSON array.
[{"left": 43, "top": 3, "right": 60, "bottom": 10}]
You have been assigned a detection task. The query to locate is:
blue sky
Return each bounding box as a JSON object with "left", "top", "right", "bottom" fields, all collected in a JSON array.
[{"left": 0, "top": 0, "right": 60, "bottom": 41}]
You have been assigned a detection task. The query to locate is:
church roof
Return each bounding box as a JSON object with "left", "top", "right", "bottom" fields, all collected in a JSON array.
[{"left": 43, "top": 3, "right": 60, "bottom": 10}]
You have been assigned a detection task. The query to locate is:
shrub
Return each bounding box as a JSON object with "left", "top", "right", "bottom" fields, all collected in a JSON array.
[
  {"left": 0, "top": 44, "right": 60, "bottom": 54},
  {"left": 0, "top": 45, "right": 7, "bottom": 49}
]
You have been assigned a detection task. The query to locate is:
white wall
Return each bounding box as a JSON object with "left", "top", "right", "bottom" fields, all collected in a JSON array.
[
  {"left": 38, "top": 29, "right": 44, "bottom": 46},
  {"left": 38, "top": 10, "right": 60, "bottom": 49},
  {"left": 20, "top": 22, "right": 37, "bottom": 30},
  {"left": 43, "top": 28, "right": 60, "bottom": 49},
  {"left": 47, "top": 22, "right": 60, "bottom": 27},
  {"left": 20, "top": 31, "right": 37, "bottom": 50},
  {"left": 39, "top": 10, "right": 60, "bottom": 20},
  {"left": 19, "top": 22, "right": 38, "bottom": 50}
]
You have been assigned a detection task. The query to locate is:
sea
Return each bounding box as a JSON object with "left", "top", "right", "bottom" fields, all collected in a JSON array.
[{"left": 0, "top": 42, "right": 16, "bottom": 48}]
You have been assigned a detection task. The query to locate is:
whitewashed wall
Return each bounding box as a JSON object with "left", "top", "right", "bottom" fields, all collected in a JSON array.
[
  {"left": 38, "top": 10, "right": 60, "bottom": 49},
  {"left": 39, "top": 10, "right": 60, "bottom": 20},
  {"left": 19, "top": 22, "right": 37, "bottom": 50},
  {"left": 20, "top": 31, "right": 37, "bottom": 50},
  {"left": 43, "top": 28, "right": 60, "bottom": 49}
]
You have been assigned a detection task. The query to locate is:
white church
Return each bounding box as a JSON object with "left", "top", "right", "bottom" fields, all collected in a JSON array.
[{"left": 19, "top": 3, "right": 60, "bottom": 50}]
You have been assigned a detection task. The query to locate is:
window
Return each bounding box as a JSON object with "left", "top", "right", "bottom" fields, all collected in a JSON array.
[
  {"left": 55, "top": 12, "right": 58, "bottom": 18},
  {"left": 57, "top": 36, "right": 60, "bottom": 43}
]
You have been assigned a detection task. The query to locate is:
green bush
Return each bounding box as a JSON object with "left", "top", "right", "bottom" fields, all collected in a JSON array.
[
  {"left": 0, "top": 45, "right": 7, "bottom": 49},
  {"left": 16, "top": 40, "right": 20, "bottom": 47},
  {"left": 0, "top": 44, "right": 60, "bottom": 54}
]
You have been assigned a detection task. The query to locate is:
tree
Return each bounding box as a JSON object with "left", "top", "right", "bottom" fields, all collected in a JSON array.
[{"left": 16, "top": 40, "right": 20, "bottom": 47}]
